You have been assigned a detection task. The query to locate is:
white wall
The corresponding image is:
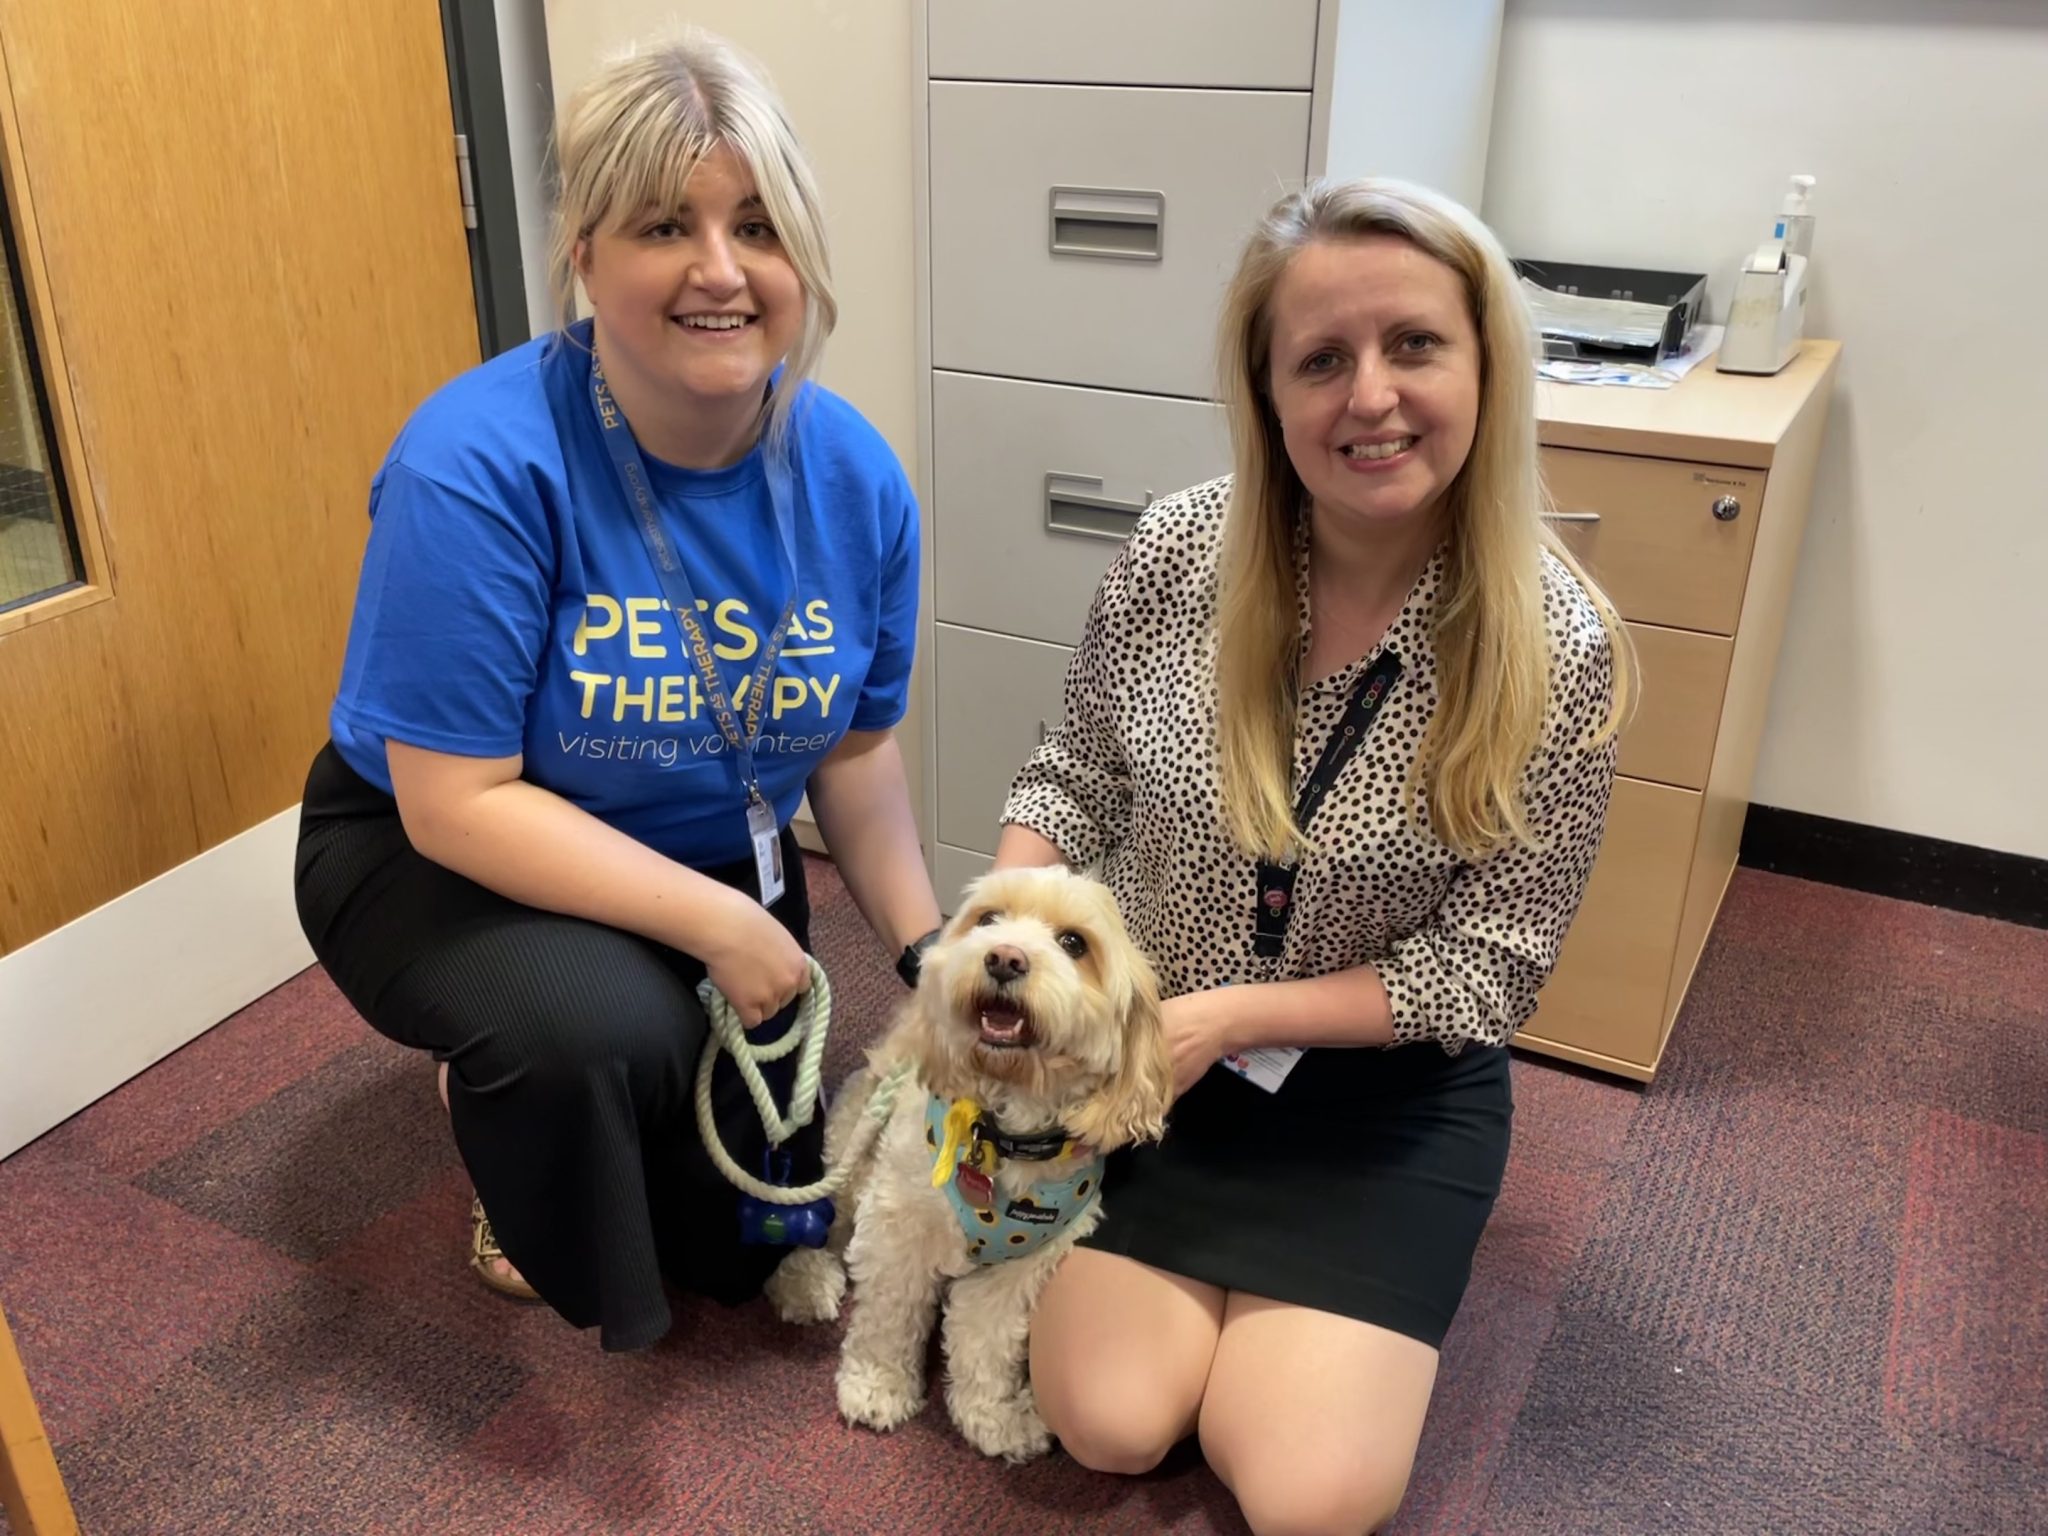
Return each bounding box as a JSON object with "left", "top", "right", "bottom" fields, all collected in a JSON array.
[
  {"left": 1483, "top": 0, "right": 2048, "bottom": 860},
  {"left": 540, "top": 0, "right": 919, "bottom": 486},
  {"left": 539, "top": 0, "right": 925, "bottom": 827},
  {"left": 1321, "top": 0, "right": 1502, "bottom": 211}
]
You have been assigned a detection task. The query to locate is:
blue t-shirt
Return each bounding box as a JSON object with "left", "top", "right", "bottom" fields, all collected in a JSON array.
[{"left": 330, "top": 324, "right": 920, "bottom": 868}]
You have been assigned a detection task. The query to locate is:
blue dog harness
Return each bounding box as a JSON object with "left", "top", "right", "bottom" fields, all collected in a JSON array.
[{"left": 924, "top": 1095, "right": 1102, "bottom": 1265}]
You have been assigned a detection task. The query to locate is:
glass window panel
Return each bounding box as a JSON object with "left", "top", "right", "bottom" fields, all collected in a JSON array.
[{"left": 0, "top": 179, "right": 81, "bottom": 612}]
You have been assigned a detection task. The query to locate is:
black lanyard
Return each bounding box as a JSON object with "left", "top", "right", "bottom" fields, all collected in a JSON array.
[{"left": 1252, "top": 650, "right": 1404, "bottom": 958}]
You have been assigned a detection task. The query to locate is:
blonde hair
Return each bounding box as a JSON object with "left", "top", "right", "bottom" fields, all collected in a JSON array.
[
  {"left": 1214, "top": 177, "right": 1634, "bottom": 863},
  {"left": 545, "top": 33, "right": 836, "bottom": 449}
]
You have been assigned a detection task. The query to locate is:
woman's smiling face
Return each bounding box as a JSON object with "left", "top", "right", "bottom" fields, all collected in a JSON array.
[{"left": 1264, "top": 233, "right": 1482, "bottom": 536}]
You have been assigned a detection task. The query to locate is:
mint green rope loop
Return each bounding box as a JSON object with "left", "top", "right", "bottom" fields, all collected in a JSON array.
[{"left": 693, "top": 956, "right": 912, "bottom": 1206}]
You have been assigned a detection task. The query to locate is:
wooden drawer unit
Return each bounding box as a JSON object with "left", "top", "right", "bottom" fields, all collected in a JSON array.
[
  {"left": 1514, "top": 342, "right": 1842, "bottom": 1079},
  {"left": 1617, "top": 622, "right": 1730, "bottom": 792},
  {"left": 1519, "top": 777, "right": 1703, "bottom": 1070},
  {"left": 1541, "top": 448, "right": 1762, "bottom": 635}
]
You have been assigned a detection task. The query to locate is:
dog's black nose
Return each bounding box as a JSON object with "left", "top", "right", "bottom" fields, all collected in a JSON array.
[{"left": 984, "top": 945, "right": 1029, "bottom": 983}]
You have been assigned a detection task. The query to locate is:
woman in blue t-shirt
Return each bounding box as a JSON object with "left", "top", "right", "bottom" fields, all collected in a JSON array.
[{"left": 293, "top": 36, "right": 942, "bottom": 1352}]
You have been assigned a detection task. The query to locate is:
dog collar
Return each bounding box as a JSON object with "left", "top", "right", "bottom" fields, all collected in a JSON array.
[
  {"left": 927, "top": 1095, "right": 1086, "bottom": 1179},
  {"left": 924, "top": 1096, "right": 1102, "bottom": 1266},
  {"left": 982, "top": 1123, "right": 1078, "bottom": 1162}
]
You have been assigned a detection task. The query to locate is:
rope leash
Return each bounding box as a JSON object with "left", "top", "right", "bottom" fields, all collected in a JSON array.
[{"left": 693, "top": 956, "right": 911, "bottom": 1206}]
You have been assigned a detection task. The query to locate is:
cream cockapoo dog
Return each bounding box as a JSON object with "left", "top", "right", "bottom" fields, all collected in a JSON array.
[{"left": 765, "top": 865, "right": 1172, "bottom": 1462}]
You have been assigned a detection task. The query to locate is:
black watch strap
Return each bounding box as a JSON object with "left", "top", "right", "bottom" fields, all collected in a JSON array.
[{"left": 896, "top": 927, "right": 942, "bottom": 988}]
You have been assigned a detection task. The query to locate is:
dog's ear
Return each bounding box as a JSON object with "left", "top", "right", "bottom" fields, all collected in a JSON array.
[
  {"left": 866, "top": 977, "right": 972, "bottom": 1102},
  {"left": 865, "top": 986, "right": 934, "bottom": 1074},
  {"left": 1066, "top": 954, "right": 1173, "bottom": 1153}
]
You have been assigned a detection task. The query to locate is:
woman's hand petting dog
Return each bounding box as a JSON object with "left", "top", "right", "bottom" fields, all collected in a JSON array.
[{"left": 1162, "top": 990, "right": 1236, "bottom": 1098}]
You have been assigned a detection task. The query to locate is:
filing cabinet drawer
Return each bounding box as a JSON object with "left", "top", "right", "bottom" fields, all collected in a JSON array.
[
  {"left": 1617, "top": 622, "right": 1730, "bottom": 792},
  {"left": 1540, "top": 449, "right": 1764, "bottom": 636},
  {"left": 929, "top": 82, "right": 1311, "bottom": 399},
  {"left": 935, "top": 843, "right": 996, "bottom": 916},
  {"left": 933, "top": 371, "right": 1229, "bottom": 646},
  {"left": 934, "top": 624, "right": 1074, "bottom": 855},
  {"left": 1518, "top": 775, "right": 1703, "bottom": 1070},
  {"left": 928, "top": 0, "right": 1320, "bottom": 90}
]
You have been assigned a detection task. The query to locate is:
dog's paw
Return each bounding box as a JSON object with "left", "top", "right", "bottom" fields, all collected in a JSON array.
[
  {"left": 836, "top": 1356, "right": 925, "bottom": 1432},
  {"left": 764, "top": 1248, "right": 846, "bottom": 1326},
  {"left": 950, "top": 1389, "right": 1053, "bottom": 1464}
]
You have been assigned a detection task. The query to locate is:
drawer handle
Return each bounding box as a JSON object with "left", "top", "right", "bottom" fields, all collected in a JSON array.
[
  {"left": 1543, "top": 510, "right": 1602, "bottom": 523},
  {"left": 1711, "top": 495, "right": 1742, "bottom": 522},
  {"left": 1049, "top": 186, "right": 1164, "bottom": 262},
  {"left": 1046, "top": 472, "right": 1151, "bottom": 542}
]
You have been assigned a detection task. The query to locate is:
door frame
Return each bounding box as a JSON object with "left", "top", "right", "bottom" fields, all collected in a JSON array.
[{"left": 440, "top": 0, "right": 536, "bottom": 357}]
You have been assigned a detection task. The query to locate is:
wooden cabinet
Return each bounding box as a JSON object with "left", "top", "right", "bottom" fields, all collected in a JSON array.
[{"left": 1516, "top": 342, "right": 1841, "bottom": 1080}]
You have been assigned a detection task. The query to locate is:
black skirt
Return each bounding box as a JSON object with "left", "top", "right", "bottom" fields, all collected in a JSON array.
[
  {"left": 1083, "top": 1037, "right": 1512, "bottom": 1349},
  {"left": 294, "top": 742, "right": 821, "bottom": 1351}
]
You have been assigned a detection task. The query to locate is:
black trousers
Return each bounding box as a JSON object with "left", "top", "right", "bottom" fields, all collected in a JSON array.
[{"left": 292, "top": 742, "right": 822, "bottom": 1352}]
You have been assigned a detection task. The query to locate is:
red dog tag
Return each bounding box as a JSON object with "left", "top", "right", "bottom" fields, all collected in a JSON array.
[{"left": 955, "top": 1166, "right": 995, "bottom": 1207}]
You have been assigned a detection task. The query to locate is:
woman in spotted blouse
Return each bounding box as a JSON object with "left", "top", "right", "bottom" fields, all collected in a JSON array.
[{"left": 994, "top": 177, "right": 1634, "bottom": 1533}]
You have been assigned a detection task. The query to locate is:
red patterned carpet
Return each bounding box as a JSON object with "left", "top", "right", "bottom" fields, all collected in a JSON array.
[{"left": 2, "top": 857, "right": 2042, "bottom": 1534}]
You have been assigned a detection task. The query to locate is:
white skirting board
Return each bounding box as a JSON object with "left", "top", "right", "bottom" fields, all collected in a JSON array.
[
  {"left": 0, "top": 806, "right": 314, "bottom": 1161},
  {"left": 793, "top": 808, "right": 826, "bottom": 856}
]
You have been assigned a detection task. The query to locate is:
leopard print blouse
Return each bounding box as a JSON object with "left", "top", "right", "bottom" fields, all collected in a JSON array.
[{"left": 1000, "top": 475, "right": 1618, "bottom": 1054}]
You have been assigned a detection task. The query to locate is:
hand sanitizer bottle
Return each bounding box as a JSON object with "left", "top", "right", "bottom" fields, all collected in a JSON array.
[{"left": 1775, "top": 175, "right": 1817, "bottom": 262}]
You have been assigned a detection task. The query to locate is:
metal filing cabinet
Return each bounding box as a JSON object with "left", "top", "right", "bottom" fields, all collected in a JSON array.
[{"left": 909, "top": 2, "right": 1509, "bottom": 906}]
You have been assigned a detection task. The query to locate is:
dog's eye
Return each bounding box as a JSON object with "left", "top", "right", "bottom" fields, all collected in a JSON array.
[
  {"left": 1057, "top": 930, "right": 1089, "bottom": 959},
  {"left": 975, "top": 910, "right": 1002, "bottom": 928}
]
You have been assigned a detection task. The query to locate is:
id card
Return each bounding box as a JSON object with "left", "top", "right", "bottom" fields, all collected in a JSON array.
[
  {"left": 1218, "top": 1045, "right": 1303, "bottom": 1094},
  {"left": 747, "top": 796, "right": 785, "bottom": 906}
]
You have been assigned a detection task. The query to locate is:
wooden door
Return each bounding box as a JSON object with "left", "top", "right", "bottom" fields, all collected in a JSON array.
[{"left": 0, "top": 0, "right": 480, "bottom": 954}]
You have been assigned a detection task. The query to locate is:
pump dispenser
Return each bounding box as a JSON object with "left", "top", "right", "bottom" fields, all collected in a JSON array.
[
  {"left": 1776, "top": 174, "right": 1817, "bottom": 261},
  {"left": 1717, "top": 173, "right": 1816, "bottom": 376}
]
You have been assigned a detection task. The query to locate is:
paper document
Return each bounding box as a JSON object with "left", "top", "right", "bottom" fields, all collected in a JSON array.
[{"left": 1537, "top": 325, "right": 1724, "bottom": 390}]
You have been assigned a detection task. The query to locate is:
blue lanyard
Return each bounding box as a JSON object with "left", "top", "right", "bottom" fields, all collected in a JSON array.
[{"left": 589, "top": 351, "right": 800, "bottom": 803}]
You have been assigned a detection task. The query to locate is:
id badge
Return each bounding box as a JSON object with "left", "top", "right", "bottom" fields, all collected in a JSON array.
[
  {"left": 747, "top": 795, "right": 785, "bottom": 906},
  {"left": 1251, "top": 862, "right": 1298, "bottom": 958},
  {"left": 1219, "top": 1045, "right": 1303, "bottom": 1094}
]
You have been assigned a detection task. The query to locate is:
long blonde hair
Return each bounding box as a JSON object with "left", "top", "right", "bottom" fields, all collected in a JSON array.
[
  {"left": 545, "top": 32, "right": 836, "bottom": 450},
  {"left": 1214, "top": 177, "right": 1634, "bottom": 863}
]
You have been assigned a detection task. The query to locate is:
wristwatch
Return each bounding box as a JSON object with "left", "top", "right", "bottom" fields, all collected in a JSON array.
[{"left": 896, "top": 927, "right": 942, "bottom": 989}]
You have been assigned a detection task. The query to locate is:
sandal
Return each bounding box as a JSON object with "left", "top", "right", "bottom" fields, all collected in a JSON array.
[{"left": 470, "top": 1195, "right": 541, "bottom": 1302}]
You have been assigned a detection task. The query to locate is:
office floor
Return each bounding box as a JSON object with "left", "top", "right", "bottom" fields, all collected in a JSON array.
[{"left": 1, "top": 858, "right": 2042, "bottom": 1534}]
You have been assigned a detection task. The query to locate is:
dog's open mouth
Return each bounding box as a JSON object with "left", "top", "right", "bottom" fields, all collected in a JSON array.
[{"left": 976, "top": 1000, "right": 1036, "bottom": 1050}]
